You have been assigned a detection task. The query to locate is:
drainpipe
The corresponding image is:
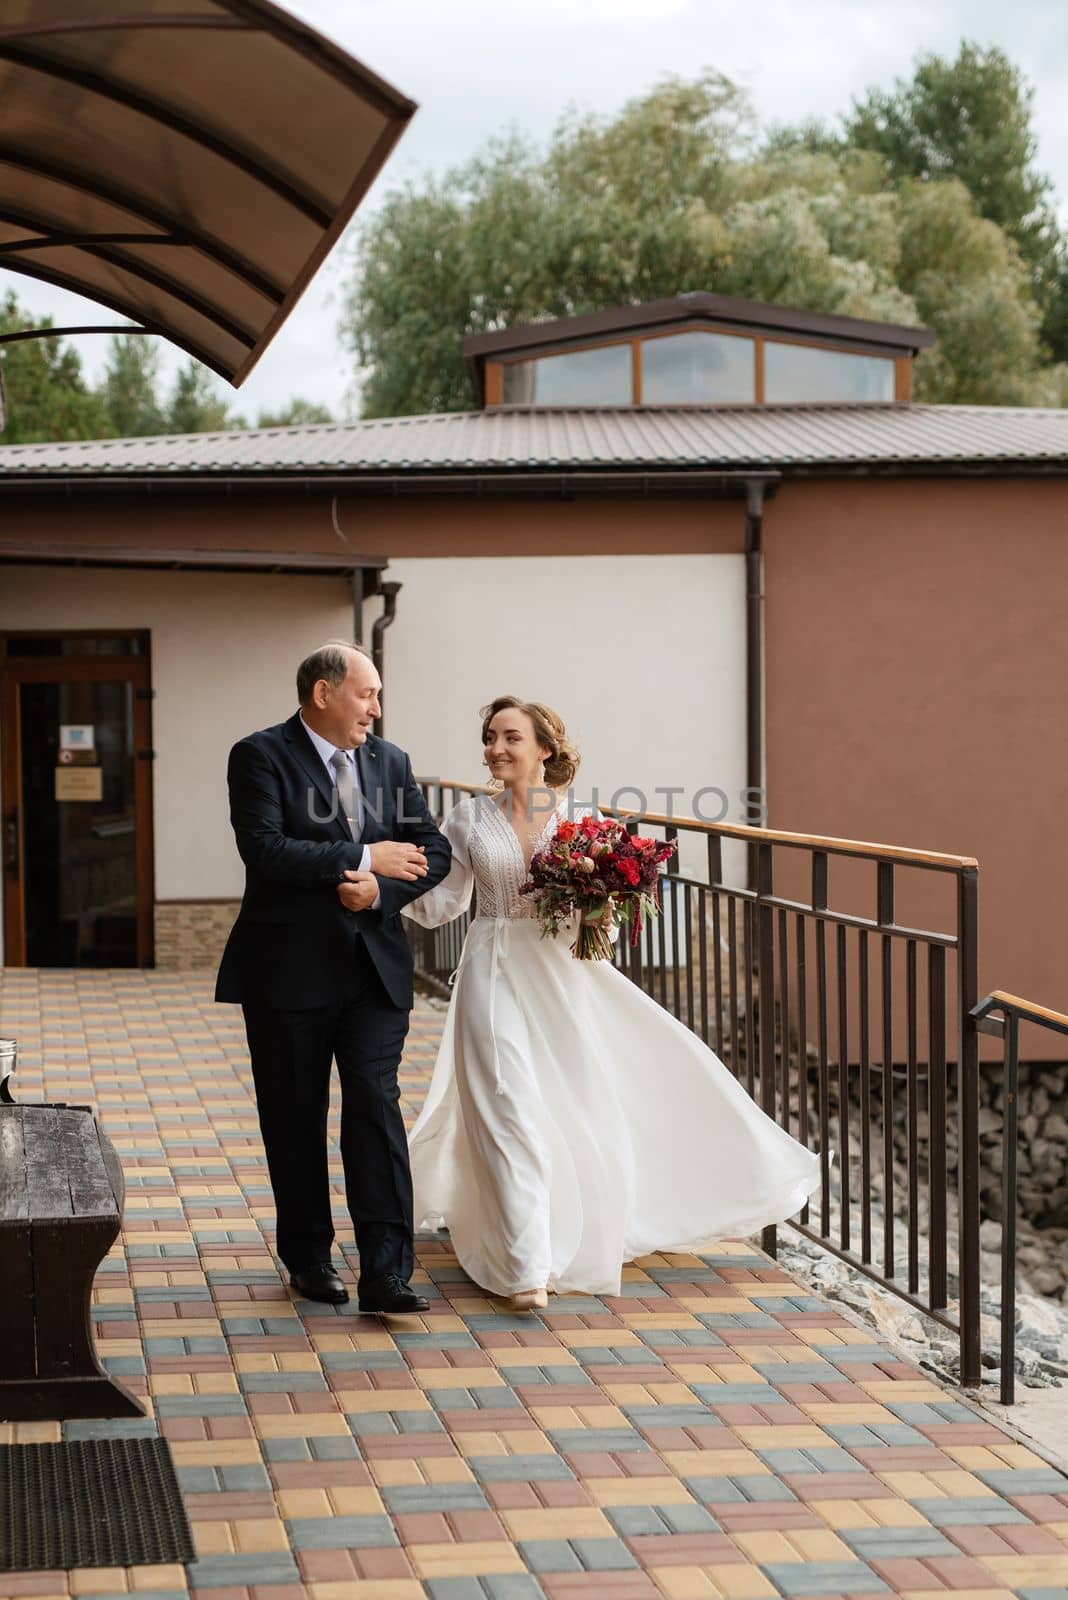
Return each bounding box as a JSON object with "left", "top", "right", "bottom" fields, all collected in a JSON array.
[
  {"left": 371, "top": 581, "right": 401, "bottom": 737},
  {"left": 352, "top": 568, "right": 367, "bottom": 646},
  {"left": 745, "top": 479, "right": 767, "bottom": 886}
]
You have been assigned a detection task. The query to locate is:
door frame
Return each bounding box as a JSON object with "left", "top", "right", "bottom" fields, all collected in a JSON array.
[{"left": 1, "top": 635, "right": 155, "bottom": 967}]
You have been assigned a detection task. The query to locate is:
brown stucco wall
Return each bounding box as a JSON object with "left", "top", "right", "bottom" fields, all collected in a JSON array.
[
  {"left": 0, "top": 491, "right": 745, "bottom": 558},
  {"left": 764, "top": 477, "right": 1068, "bottom": 1058}
]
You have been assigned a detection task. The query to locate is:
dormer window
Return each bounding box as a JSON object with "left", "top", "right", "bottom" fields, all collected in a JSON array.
[
  {"left": 642, "top": 330, "right": 755, "bottom": 405},
  {"left": 763, "top": 341, "right": 895, "bottom": 404},
  {"left": 502, "top": 342, "right": 632, "bottom": 405},
  {"left": 464, "top": 293, "right": 932, "bottom": 410}
]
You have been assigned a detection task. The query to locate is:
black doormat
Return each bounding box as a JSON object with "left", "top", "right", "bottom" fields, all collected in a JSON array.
[{"left": 0, "top": 1439, "right": 195, "bottom": 1571}]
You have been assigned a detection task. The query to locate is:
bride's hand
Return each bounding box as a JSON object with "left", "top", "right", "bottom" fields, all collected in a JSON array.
[{"left": 368, "top": 840, "right": 428, "bottom": 880}]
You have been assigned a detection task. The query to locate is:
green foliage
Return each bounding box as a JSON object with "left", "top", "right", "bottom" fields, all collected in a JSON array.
[
  {"left": 846, "top": 44, "right": 1050, "bottom": 256},
  {"left": 164, "top": 360, "right": 245, "bottom": 434},
  {"left": 254, "top": 397, "right": 334, "bottom": 428},
  {"left": 0, "top": 294, "right": 324, "bottom": 444},
  {"left": 100, "top": 333, "right": 166, "bottom": 437},
  {"left": 346, "top": 73, "right": 756, "bottom": 417},
  {"left": 0, "top": 293, "right": 109, "bottom": 443},
  {"left": 846, "top": 41, "right": 1066, "bottom": 357},
  {"left": 346, "top": 53, "right": 1068, "bottom": 415}
]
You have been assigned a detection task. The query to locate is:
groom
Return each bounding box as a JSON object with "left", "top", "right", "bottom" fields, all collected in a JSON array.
[{"left": 216, "top": 640, "right": 452, "bottom": 1311}]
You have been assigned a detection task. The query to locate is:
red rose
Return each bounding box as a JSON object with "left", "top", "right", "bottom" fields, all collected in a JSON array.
[{"left": 556, "top": 820, "right": 578, "bottom": 843}]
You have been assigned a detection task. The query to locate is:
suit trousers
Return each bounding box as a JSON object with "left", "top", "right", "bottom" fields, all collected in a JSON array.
[{"left": 241, "top": 936, "right": 413, "bottom": 1280}]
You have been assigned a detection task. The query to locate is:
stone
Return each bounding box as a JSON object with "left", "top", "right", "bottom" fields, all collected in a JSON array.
[{"left": 1029, "top": 1266, "right": 1066, "bottom": 1297}]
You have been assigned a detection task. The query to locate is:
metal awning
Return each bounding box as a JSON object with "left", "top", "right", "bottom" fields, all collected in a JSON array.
[{"left": 0, "top": 2, "right": 416, "bottom": 384}]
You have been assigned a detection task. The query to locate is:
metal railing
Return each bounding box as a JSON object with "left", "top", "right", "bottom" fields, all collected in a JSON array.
[
  {"left": 971, "top": 991, "right": 1068, "bottom": 1404},
  {"left": 408, "top": 781, "right": 983, "bottom": 1388}
]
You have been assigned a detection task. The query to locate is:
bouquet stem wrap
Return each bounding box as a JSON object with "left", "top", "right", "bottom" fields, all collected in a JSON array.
[{"left": 576, "top": 900, "right": 616, "bottom": 962}]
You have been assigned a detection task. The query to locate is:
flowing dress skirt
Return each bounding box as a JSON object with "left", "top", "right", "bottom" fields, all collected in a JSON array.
[{"left": 408, "top": 915, "right": 821, "bottom": 1297}]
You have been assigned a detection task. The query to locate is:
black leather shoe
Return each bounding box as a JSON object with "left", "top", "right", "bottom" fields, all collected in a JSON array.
[
  {"left": 291, "top": 1264, "right": 349, "bottom": 1304},
  {"left": 357, "top": 1273, "right": 430, "bottom": 1314}
]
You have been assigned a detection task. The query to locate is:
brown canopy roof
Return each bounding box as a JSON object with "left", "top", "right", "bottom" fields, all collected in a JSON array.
[{"left": 0, "top": 1, "right": 416, "bottom": 384}]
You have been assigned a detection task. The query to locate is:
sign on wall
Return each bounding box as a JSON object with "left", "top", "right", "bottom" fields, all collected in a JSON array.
[{"left": 55, "top": 767, "right": 103, "bottom": 802}]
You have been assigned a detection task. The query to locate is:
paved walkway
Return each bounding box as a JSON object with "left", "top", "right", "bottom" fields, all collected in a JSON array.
[{"left": 1, "top": 969, "right": 1067, "bottom": 1600}]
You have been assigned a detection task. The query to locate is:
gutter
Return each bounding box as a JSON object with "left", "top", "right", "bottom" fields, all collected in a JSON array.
[
  {"left": 0, "top": 469, "right": 779, "bottom": 499},
  {"left": 0, "top": 462, "right": 1066, "bottom": 498}
]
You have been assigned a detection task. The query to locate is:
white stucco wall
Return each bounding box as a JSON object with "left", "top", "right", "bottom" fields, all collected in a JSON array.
[
  {"left": 0, "top": 566, "right": 352, "bottom": 961},
  {"left": 377, "top": 554, "right": 748, "bottom": 884},
  {"left": 2, "top": 553, "right": 747, "bottom": 966}
]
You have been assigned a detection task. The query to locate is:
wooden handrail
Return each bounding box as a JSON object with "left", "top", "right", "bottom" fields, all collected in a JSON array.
[
  {"left": 974, "top": 991, "right": 1068, "bottom": 1036},
  {"left": 417, "top": 780, "right": 979, "bottom": 873}
]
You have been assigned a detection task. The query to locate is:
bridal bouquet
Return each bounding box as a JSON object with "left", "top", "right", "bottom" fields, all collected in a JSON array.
[{"left": 521, "top": 814, "right": 677, "bottom": 960}]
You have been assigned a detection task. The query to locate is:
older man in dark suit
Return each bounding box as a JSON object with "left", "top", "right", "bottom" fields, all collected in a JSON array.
[{"left": 217, "top": 640, "right": 451, "bottom": 1311}]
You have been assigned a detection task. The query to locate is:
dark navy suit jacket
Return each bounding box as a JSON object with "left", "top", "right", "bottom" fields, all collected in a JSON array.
[{"left": 215, "top": 713, "right": 451, "bottom": 1011}]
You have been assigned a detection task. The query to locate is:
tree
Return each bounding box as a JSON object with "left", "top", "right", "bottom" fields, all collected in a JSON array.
[
  {"left": 845, "top": 42, "right": 1066, "bottom": 357},
  {"left": 165, "top": 359, "right": 244, "bottom": 433},
  {"left": 345, "top": 73, "right": 756, "bottom": 417},
  {"left": 343, "top": 72, "right": 1061, "bottom": 416},
  {"left": 897, "top": 178, "right": 1050, "bottom": 404},
  {"left": 99, "top": 332, "right": 165, "bottom": 437},
  {"left": 254, "top": 397, "right": 334, "bottom": 427},
  {"left": 0, "top": 292, "right": 109, "bottom": 443}
]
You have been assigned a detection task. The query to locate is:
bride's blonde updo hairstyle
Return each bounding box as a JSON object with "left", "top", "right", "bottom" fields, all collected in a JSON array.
[{"left": 480, "top": 695, "right": 581, "bottom": 790}]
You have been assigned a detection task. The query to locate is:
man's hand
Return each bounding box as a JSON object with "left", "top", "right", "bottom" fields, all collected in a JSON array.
[
  {"left": 367, "top": 840, "right": 428, "bottom": 881},
  {"left": 337, "top": 870, "right": 380, "bottom": 913}
]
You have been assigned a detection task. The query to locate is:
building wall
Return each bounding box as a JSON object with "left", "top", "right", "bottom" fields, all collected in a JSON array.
[
  {"left": 380, "top": 553, "right": 749, "bottom": 884},
  {"left": 6, "top": 475, "right": 1067, "bottom": 1036},
  {"left": 0, "top": 565, "right": 352, "bottom": 965},
  {"left": 764, "top": 476, "right": 1068, "bottom": 1057},
  {"left": 0, "top": 498, "right": 750, "bottom": 963},
  {"left": 0, "top": 492, "right": 744, "bottom": 561}
]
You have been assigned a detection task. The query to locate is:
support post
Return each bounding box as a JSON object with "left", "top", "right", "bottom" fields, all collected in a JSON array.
[
  {"left": 745, "top": 479, "right": 766, "bottom": 887},
  {"left": 1000, "top": 1008, "right": 1019, "bottom": 1405},
  {"left": 957, "top": 867, "right": 982, "bottom": 1387},
  {"left": 756, "top": 840, "right": 778, "bottom": 1258}
]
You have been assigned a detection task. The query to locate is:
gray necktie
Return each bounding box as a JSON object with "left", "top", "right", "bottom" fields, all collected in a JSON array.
[{"left": 330, "top": 750, "right": 363, "bottom": 839}]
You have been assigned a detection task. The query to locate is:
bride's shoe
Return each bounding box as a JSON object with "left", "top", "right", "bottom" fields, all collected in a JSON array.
[{"left": 512, "top": 1287, "right": 548, "bottom": 1312}]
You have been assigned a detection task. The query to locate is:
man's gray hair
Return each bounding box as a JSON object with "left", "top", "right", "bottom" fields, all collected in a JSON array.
[{"left": 296, "top": 639, "right": 373, "bottom": 704}]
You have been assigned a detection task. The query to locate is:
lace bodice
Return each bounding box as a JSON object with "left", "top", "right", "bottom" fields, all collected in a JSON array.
[{"left": 402, "top": 795, "right": 578, "bottom": 927}]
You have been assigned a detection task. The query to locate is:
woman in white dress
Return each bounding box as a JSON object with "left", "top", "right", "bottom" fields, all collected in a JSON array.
[{"left": 402, "top": 696, "right": 820, "bottom": 1311}]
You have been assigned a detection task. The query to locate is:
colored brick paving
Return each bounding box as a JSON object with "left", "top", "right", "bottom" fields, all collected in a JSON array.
[{"left": 1, "top": 968, "right": 1067, "bottom": 1600}]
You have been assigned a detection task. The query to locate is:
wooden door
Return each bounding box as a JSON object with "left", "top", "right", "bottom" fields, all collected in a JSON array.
[{"left": 2, "top": 633, "right": 154, "bottom": 967}]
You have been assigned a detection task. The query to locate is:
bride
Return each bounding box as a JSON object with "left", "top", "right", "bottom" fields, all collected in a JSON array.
[{"left": 402, "top": 695, "right": 820, "bottom": 1311}]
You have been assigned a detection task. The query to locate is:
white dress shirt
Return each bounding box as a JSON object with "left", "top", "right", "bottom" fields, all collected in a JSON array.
[{"left": 299, "top": 712, "right": 379, "bottom": 907}]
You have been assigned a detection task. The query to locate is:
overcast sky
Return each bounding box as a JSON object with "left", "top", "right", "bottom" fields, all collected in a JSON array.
[{"left": 5, "top": 0, "right": 1068, "bottom": 423}]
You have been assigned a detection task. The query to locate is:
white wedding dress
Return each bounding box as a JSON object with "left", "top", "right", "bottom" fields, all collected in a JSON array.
[{"left": 402, "top": 796, "right": 821, "bottom": 1297}]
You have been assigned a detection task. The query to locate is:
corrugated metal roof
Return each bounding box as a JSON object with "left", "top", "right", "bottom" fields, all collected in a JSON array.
[{"left": 1, "top": 403, "right": 1068, "bottom": 477}]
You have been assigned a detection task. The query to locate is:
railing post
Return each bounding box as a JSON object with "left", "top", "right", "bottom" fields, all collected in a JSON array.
[
  {"left": 957, "top": 867, "right": 981, "bottom": 1387},
  {"left": 756, "top": 841, "right": 777, "bottom": 1257},
  {"left": 927, "top": 945, "right": 948, "bottom": 1309},
  {"left": 972, "top": 989, "right": 1068, "bottom": 1404},
  {"left": 1000, "top": 1009, "right": 1019, "bottom": 1406}
]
